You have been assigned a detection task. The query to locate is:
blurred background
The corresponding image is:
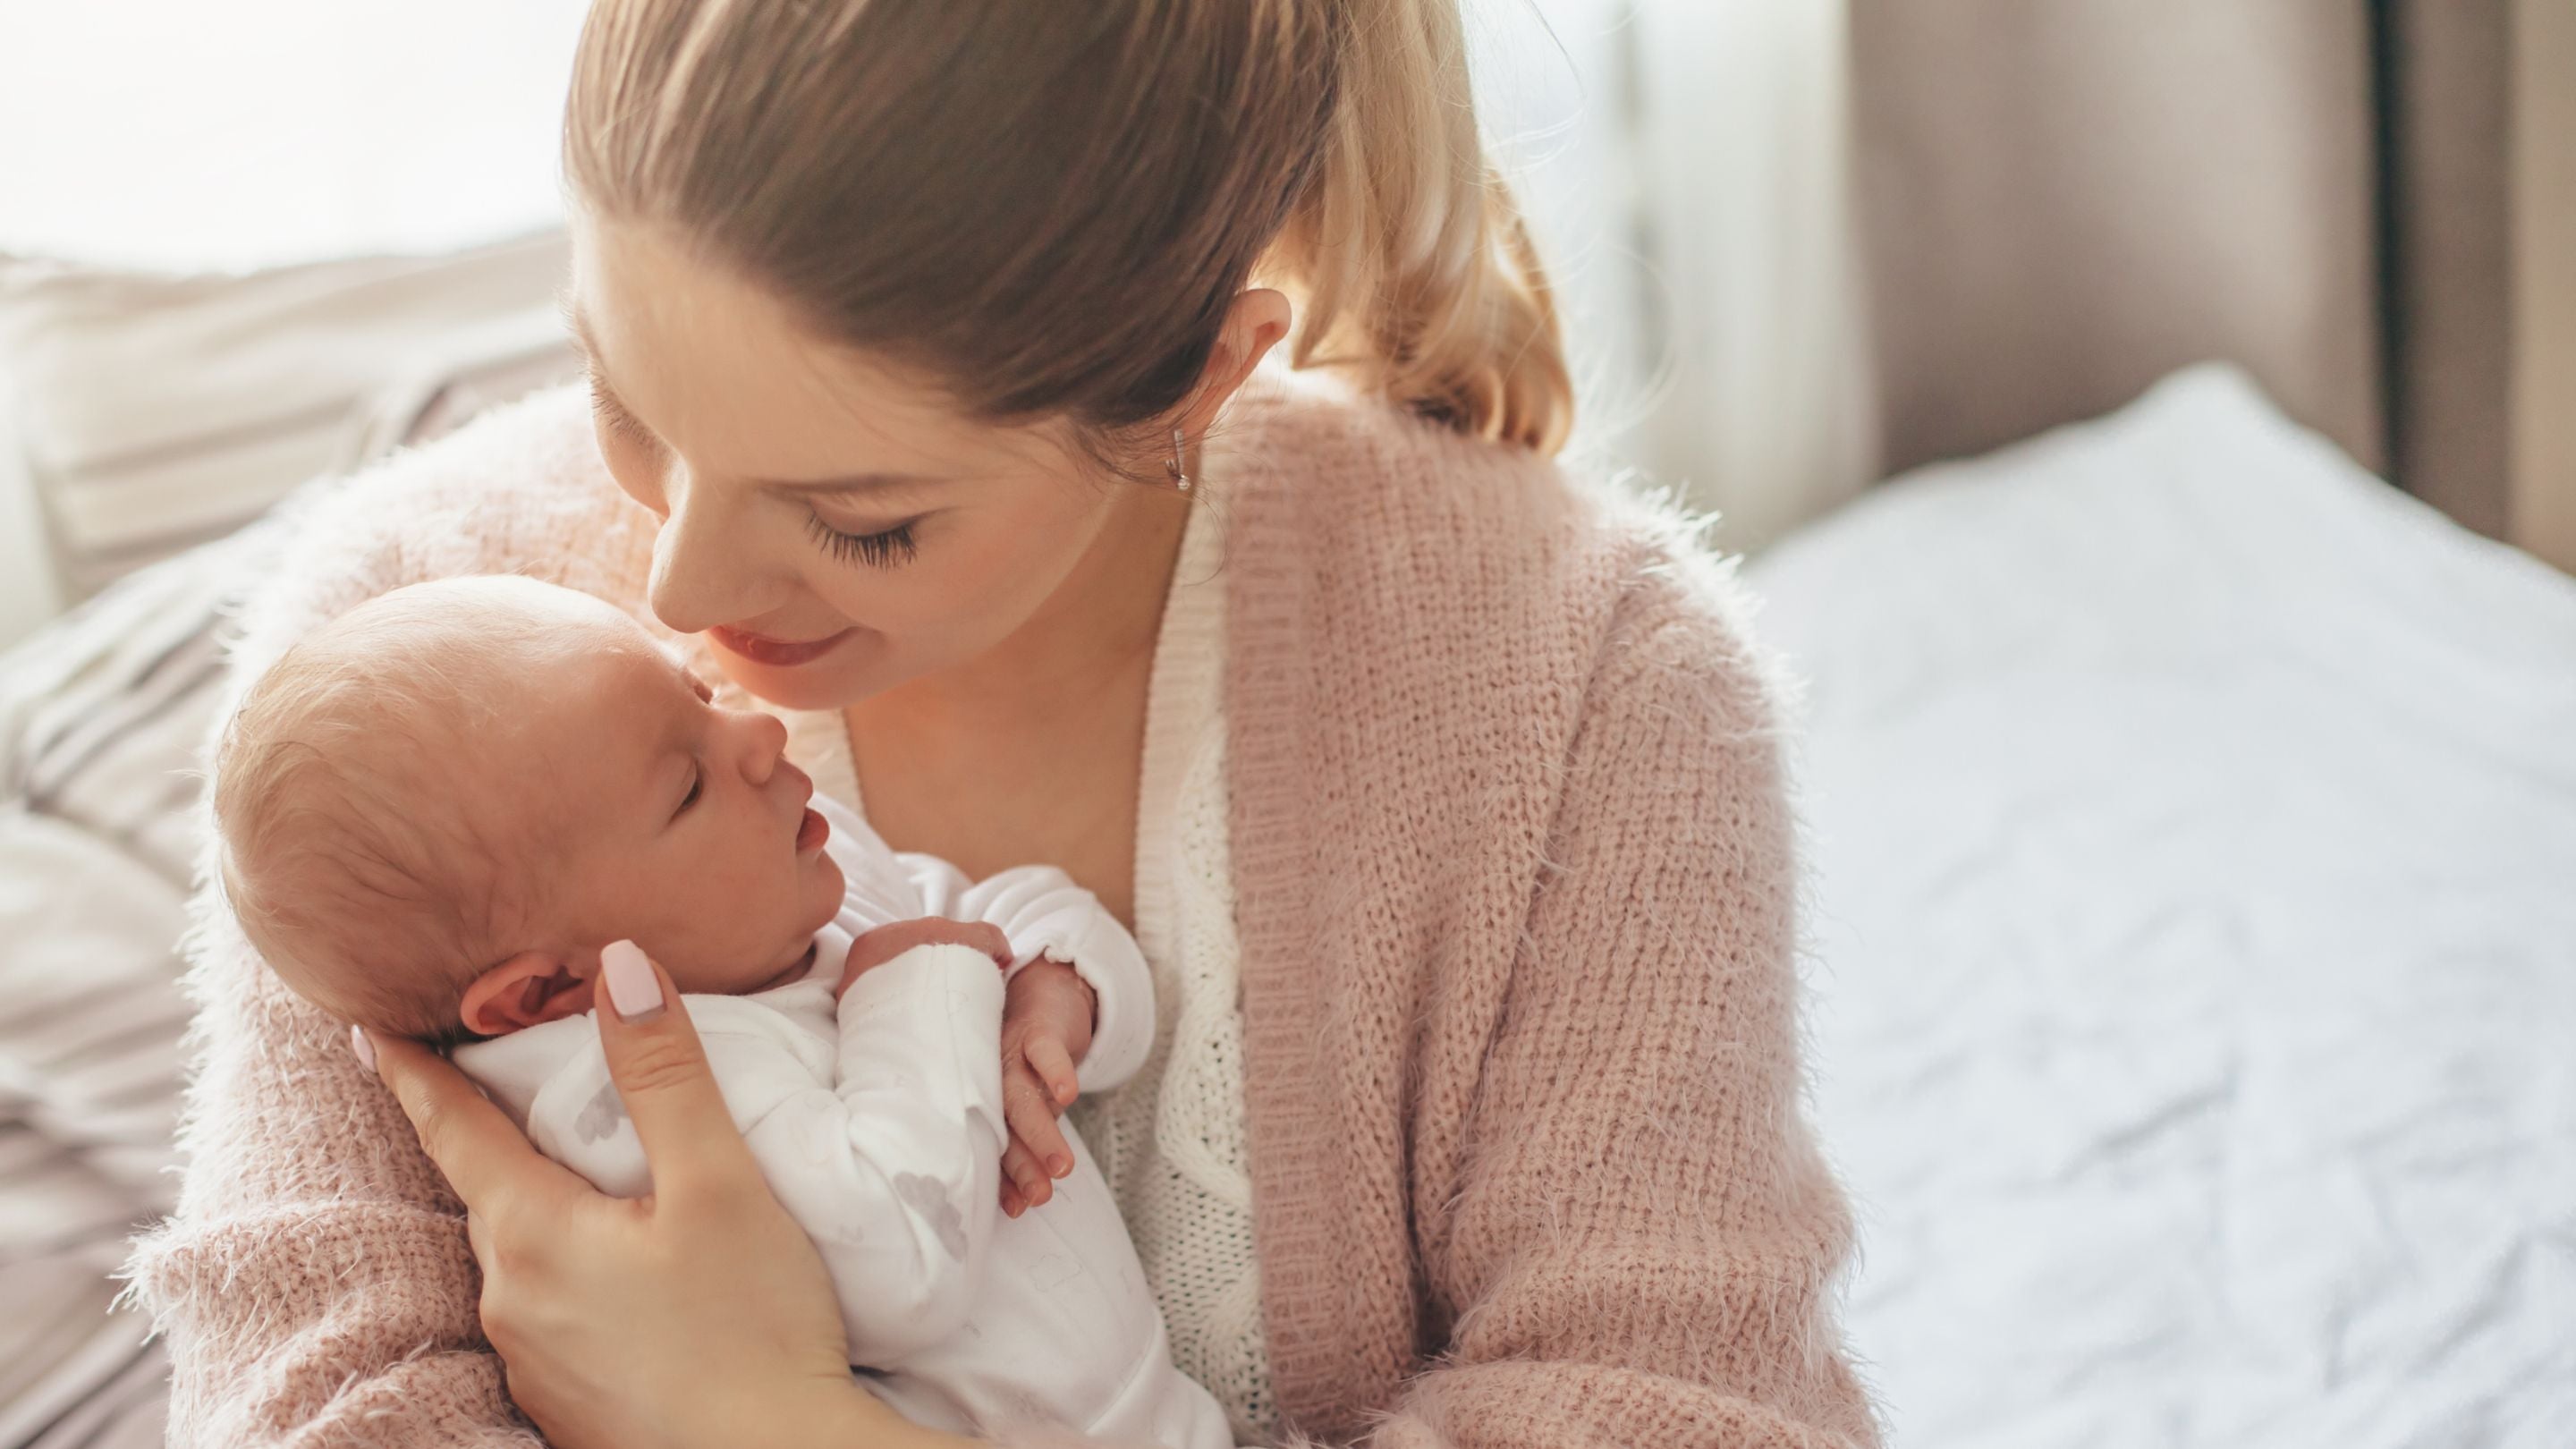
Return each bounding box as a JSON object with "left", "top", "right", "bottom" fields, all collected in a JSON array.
[{"left": 2, "top": 4, "right": 2571, "bottom": 1447}]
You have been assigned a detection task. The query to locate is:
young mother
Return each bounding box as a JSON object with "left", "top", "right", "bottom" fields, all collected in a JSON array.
[{"left": 135, "top": 2, "right": 1876, "bottom": 1446}]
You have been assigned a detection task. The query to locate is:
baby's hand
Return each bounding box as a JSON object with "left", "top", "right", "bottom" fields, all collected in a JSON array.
[
  {"left": 840, "top": 918, "right": 1012, "bottom": 996},
  {"left": 998, "top": 958, "right": 1094, "bottom": 1217}
]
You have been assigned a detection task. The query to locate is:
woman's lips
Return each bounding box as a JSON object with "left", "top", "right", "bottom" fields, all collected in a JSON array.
[
  {"left": 796, "top": 806, "right": 830, "bottom": 855},
  {"left": 710, "top": 625, "right": 853, "bottom": 668}
]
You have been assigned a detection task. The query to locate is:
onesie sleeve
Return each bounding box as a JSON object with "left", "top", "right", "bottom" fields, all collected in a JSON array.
[{"left": 922, "top": 860, "right": 1156, "bottom": 1095}]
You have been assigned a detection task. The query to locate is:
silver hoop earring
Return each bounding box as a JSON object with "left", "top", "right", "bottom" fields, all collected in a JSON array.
[{"left": 1165, "top": 427, "right": 1191, "bottom": 492}]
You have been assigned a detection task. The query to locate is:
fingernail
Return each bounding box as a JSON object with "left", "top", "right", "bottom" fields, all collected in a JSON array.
[
  {"left": 349, "top": 1024, "right": 377, "bottom": 1072},
  {"left": 601, "top": 940, "right": 665, "bottom": 1022},
  {"left": 1050, "top": 1155, "right": 1071, "bottom": 1178}
]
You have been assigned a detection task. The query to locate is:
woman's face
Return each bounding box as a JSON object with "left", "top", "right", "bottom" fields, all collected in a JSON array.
[{"left": 564, "top": 214, "right": 1160, "bottom": 711}]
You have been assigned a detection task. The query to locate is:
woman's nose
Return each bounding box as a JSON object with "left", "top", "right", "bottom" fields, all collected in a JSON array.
[{"left": 645, "top": 480, "right": 776, "bottom": 637}]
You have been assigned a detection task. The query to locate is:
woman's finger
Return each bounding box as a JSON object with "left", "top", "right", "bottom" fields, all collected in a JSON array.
[
  {"left": 365, "top": 1028, "right": 587, "bottom": 1216},
  {"left": 591, "top": 939, "right": 765, "bottom": 1207}
]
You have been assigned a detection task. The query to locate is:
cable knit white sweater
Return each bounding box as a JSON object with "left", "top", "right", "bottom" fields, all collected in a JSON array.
[{"left": 784, "top": 463, "right": 1275, "bottom": 1445}]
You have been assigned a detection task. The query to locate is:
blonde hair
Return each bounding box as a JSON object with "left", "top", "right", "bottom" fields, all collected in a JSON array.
[
  {"left": 213, "top": 581, "right": 572, "bottom": 1041},
  {"left": 563, "top": 0, "right": 1572, "bottom": 461}
]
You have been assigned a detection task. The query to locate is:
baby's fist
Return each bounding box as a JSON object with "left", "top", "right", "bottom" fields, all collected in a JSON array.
[
  {"left": 998, "top": 958, "right": 1094, "bottom": 1217},
  {"left": 841, "top": 918, "right": 1012, "bottom": 996}
]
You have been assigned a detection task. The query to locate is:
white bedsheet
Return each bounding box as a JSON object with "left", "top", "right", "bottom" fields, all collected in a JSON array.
[{"left": 1751, "top": 366, "right": 2576, "bottom": 1449}]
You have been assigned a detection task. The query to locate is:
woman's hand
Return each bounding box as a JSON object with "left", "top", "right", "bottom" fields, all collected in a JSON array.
[
  {"left": 997, "top": 958, "right": 1094, "bottom": 1217},
  {"left": 361, "top": 940, "right": 962, "bottom": 1449}
]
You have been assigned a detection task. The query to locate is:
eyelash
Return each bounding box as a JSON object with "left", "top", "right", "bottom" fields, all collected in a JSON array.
[
  {"left": 589, "top": 387, "right": 654, "bottom": 448},
  {"left": 677, "top": 761, "right": 703, "bottom": 817},
  {"left": 804, "top": 513, "right": 920, "bottom": 569}
]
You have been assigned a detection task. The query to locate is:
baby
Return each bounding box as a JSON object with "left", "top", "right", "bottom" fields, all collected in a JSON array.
[{"left": 213, "top": 574, "right": 1229, "bottom": 1449}]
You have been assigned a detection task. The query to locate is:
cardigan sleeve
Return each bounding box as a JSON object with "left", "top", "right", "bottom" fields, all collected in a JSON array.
[{"left": 1346, "top": 599, "right": 1879, "bottom": 1448}]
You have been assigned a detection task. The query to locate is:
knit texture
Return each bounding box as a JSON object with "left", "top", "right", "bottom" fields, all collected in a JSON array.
[
  {"left": 1067, "top": 463, "right": 1275, "bottom": 1444},
  {"left": 126, "top": 364, "right": 1877, "bottom": 1448}
]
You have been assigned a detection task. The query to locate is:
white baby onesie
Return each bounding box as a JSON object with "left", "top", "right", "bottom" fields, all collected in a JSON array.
[{"left": 453, "top": 796, "right": 1232, "bottom": 1449}]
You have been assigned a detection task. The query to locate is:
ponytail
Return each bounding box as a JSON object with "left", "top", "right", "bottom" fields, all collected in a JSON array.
[{"left": 1265, "top": 2, "right": 1576, "bottom": 455}]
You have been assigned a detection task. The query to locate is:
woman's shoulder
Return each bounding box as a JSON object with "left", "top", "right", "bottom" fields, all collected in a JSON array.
[
  {"left": 236, "top": 384, "right": 656, "bottom": 674},
  {"left": 1218, "top": 365, "right": 1778, "bottom": 712},
  {"left": 294, "top": 382, "right": 641, "bottom": 581}
]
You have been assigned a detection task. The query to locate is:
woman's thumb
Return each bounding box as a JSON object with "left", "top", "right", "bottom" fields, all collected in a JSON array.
[{"left": 595, "top": 940, "right": 760, "bottom": 1201}]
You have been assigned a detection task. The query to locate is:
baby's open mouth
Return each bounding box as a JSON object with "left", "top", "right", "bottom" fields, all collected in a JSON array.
[{"left": 796, "top": 805, "right": 830, "bottom": 854}]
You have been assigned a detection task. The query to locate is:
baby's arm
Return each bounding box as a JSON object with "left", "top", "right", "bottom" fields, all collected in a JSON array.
[
  {"left": 540, "top": 945, "right": 1008, "bottom": 1365},
  {"left": 900, "top": 855, "right": 1156, "bottom": 1093}
]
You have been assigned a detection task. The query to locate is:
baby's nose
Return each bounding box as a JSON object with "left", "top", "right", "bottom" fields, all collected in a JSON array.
[{"left": 736, "top": 708, "right": 791, "bottom": 783}]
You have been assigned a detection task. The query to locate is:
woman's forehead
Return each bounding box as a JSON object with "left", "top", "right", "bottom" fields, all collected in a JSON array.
[{"left": 565, "top": 216, "right": 994, "bottom": 482}]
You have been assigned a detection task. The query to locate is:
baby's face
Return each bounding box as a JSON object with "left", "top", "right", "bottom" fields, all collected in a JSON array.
[{"left": 476, "top": 597, "right": 847, "bottom": 994}]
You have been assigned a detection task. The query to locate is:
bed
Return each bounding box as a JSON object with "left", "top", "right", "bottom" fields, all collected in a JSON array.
[
  {"left": 1753, "top": 367, "right": 2576, "bottom": 1446},
  {"left": 2, "top": 4, "right": 2571, "bottom": 1445}
]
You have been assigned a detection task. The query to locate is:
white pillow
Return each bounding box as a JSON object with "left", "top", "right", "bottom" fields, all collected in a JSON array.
[{"left": 0, "top": 231, "right": 574, "bottom": 626}]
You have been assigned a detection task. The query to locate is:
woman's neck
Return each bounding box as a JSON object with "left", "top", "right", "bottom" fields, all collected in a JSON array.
[{"left": 838, "top": 479, "right": 1190, "bottom": 917}]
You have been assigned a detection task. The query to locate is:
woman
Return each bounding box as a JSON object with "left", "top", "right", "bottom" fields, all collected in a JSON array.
[{"left": 132, "top": 2, "right": 1877, "bottom": 1446}]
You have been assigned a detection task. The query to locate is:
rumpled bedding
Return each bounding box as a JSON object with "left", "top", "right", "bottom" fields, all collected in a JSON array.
[
  {"left": 0, "top": 522, "right": 279, "bottom": 1449},
  {"left": 1752, "top": 366, "right": 2576, "bottom": 1448}
]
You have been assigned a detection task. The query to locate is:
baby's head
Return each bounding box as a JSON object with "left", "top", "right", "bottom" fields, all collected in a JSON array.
[{"left": 215, "top": 576, "right": 845, "bottom": 1043}]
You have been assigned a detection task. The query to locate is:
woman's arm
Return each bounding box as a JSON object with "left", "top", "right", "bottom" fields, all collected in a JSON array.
[
  {"left": 127, "top": 928, "right": 538, "bottom": 1446},
  {"left": 121, "top": 390, "right": 665, "bottom": 1445},
  {"left": 1349, "top": 597, "right": 1879, "bottom": 1447}
]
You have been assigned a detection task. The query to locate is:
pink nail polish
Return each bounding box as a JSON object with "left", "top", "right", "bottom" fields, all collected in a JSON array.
[
  {"left": 350, "top": 1024, "right": 377, "bottom": 1072},
  {"left": 601, "top": 940, "right": 666, "bottom": 1022}
]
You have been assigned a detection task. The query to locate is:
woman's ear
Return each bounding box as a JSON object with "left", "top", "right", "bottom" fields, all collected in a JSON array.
[
  {"left": 1181, "top": 287, "right": 1292, "bottom": 435},
  {"left": 460, "top": 952, "right": 598, "bottom": 1038}
]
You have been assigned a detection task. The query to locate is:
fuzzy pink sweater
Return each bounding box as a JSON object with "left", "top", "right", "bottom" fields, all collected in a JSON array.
[{"left": 128, "top": 367, "right": 1877, "bottom": 1448}]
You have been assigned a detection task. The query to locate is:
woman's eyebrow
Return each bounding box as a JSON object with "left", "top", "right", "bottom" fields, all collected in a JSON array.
[{"left": 760, "top": 472, "right": 949, "bottom": 498}]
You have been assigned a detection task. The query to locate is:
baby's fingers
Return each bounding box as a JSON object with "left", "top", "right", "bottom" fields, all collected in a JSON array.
[
  {"left": 1024, "top": 1035, "right": 1080, "bottom": 1108},
  {"left": 1000, "top": 1140, "right": 1051, "bottom": 1217},
  {"left": 1002, "top": 1062, "right": 1074, "bottom": 1184}
]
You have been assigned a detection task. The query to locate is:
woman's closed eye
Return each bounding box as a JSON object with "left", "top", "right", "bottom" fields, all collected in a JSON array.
[
  {"left": 673, "top": 760, "right": 704, "bottom": 819},
  {"left": 589, "top": 379, "right": 657, "bottom": 451},
  {"left": 804, "top": 512, "right": 921, "bottom": 569}
]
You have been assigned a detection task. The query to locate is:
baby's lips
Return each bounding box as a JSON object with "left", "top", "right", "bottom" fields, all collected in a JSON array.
[{"left": 795, "top": 805, "right": 831, "bottom": 853}]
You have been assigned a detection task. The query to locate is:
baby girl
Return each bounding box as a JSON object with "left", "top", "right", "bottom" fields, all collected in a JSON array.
[{"left": 212, "top": 574, "right": 1230, "bottom": 1449}]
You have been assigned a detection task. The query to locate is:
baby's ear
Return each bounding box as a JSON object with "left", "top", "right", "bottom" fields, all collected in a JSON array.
[{"left": 460, "top": 952, "right": 597, "bottom": 1037}]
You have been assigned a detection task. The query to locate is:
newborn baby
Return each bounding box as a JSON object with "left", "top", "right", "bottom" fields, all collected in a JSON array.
[{"left": 213, "top": 574, "right": 1229, "bottom": 1449}]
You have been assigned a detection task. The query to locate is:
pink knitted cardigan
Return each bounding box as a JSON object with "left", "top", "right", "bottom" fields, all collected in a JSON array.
[{"left": 128, "top": 366, "right": 1877, "bottom": 1448}]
